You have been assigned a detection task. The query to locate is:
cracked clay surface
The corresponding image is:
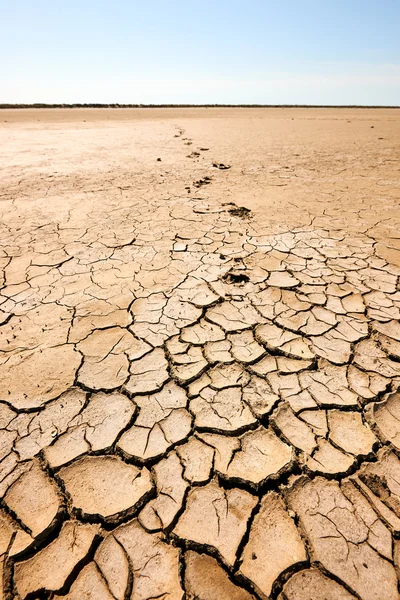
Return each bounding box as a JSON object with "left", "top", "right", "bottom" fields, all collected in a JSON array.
[{"left": 0, "top": 107, "right": 400, "bottom": 599}]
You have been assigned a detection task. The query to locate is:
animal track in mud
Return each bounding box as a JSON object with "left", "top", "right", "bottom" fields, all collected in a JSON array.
[
  {"left": 193, "top": 177, "right": 212, "bottom": 188},
  {"left": 222, "top": 271, "right": 251, "bottom": 284},
  {"left": 224, "top": 203, "right": 252, "bottom": 218},
  {"left": 213, "top": 161, "right": 231, "bottom": 170}
]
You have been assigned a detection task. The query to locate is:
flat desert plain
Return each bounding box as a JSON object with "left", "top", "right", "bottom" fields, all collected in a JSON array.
[{"left": 0, "top": 107, "right": 400, "bottom": 599}]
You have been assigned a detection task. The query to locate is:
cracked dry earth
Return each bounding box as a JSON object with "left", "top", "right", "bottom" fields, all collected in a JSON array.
[{"left": 0, "top": 108, "right": 400, "bottom": 600}]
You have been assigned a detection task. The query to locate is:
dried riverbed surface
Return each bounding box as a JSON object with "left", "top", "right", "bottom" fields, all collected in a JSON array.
[{"left": 0, "top": 107, "right": 400, "bottom": 599}]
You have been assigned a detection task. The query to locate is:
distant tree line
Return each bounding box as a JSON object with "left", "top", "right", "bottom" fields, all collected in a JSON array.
[{"left": 0, "top": 103, "right": 398, "bottom": 109}]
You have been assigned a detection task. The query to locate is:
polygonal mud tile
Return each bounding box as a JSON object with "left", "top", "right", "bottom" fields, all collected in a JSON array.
[
  {"left": 185, "top": 551, "right": 256, "bottom": 600},
  {"left": 58, "top": 456, "right": 153, "bottom": 522},
  {"left": 14, "top": 521, "right": 100, "bottom": 599},
  {"left": 287, "top": 476, "right": 398, "bottom": 600},
  {"left": 173, "top": 480, "right": 257, "bottom": 566},
  {"left": 239, "top": 492, "right": 306, "bottom": 597},
  {"left": 44, "top": 391, "right": 135, "bottom": 468}
]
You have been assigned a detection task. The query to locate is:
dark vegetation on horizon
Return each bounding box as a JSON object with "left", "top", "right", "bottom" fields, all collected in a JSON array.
[{"left": 1, "top": 103, "right": 399, "bottom": 109}]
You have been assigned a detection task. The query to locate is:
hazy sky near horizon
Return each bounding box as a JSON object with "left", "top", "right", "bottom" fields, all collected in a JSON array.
[{"left": 1, "top": 0, "right": 399, "bottom": 105}]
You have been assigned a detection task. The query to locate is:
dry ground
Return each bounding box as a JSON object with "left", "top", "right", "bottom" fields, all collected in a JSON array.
[{"left": 0, "top": 107, "right": 400, "bottom": 599}]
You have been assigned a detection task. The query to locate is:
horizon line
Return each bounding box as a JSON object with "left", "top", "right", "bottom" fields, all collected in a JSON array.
[{"left": 1, "top": 103, "right": 399, "bottom": 109}]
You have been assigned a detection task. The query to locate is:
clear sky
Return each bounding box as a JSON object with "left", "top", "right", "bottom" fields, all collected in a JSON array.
[{"left": 1, "top": 0, "right": 399, "bottom": 105}]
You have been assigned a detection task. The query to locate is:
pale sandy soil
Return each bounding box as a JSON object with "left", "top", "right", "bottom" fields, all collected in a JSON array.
[{"left": 0, "top": 108, "right": 400, "bottom": 599}]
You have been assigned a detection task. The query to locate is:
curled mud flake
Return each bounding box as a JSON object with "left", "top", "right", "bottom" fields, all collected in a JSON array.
[
  {"left": 69, "top": 307, "right": 132, "bottom": 344},
  {"left": 209, "top": 426, "right": 293, "bottom": 487},
  {"left": 113, "top": 520, "right": 184, "bottom": 599},
  {"left": 331, "top": 316, "right": 368, "bottom": 344},
  {"left": 44, "top": 391, "right": 135, "bottom": 468},
  {"left": 45, "top": 426, "right": 91, "bottom": 471},
  {"left": 277, "top": 356, "right": 314, "bottom": 373},
  {"left": 299, "top": 360, "right": 358, "bottom": 407},
  {"left": 341, "top": 479, "right": 393, "bottom": 561},
  {"left": 117, "top": 382, "right": 192, "bottom": 461},
  {"left": 117, "top": 410, "right": 193, "bottom": 461},
  {"left": 362, "top": 268, "right": 398, "bottom": 294},
  {"left": 11, "top": 388, "right": 86, "bottom": 458},
  {"left": 228, "top": 331, "right": 266, "bottom": 364},
  {"left": 198, "top": 432, "right": 240, "bottom": 469},
  {"left": 206, "top": 300, "right": 261, "bottom": 332},
  {"left": 208, "top": 362, "right": 250, "bottom": 389},
  {"left": 54, "top": 562, "right": 115, "bottom": 600},
  {"left": 173, "top": 479, "right": 257, "bottom": 567},
  {"left": 239, "top": 492, "right": 307, "bottom": 598},
  {"left": 249, "top": 286, "right": 282, "bottom": 319},
  {"left": 190, "top": 386, "right": 257, "bottom": 434},
  {"left": 267, "top": 271, "right": 300, "bottom": 288},
  {"left": 377, "top": 332, "right": 400, "bottom": 360},
  {"left": 13, "top": 521, "right": 101, "bottom": 599},
  {"left": 0, "top": 459, "right": 32, "bottom": 502},
  {"left": 0, "top": 418, "right": 18, "bottom": 467},
  {"left": 353, "top": 338, "right": 400, "bottom": 378},
  {"left": 0, "top": 510, "right": 18, "bottom": 594},
  {"left": 0, "top": 303, "right": 72, "bottom": 353},
  {"left": 327, "top": 410, "right": 377, "bottom": 456},
  {"left": 370, "top": 390, "right": 400, "bottom": 448},
  {"left": 4, "top": 460, "right": 61, "bottom": 556},
  {"left": 162, "top": 296, "right": 203, "bottom": 328},
  {"left": 299, "top": 409, "right": 328, "bottom": 436},
  {"left": 358, "top": 448, "right": 400, "bottom": 520},
  {"left": 123, "top": 347, "right": 169, "bottom": 395},
  {"left": 180, "top": 318, "right": 225, "bottom": 345},
  {"left": 364, "top": 291, "right": 400, "bottom": 322},
  {"left": 188, "top": 372, "right": 213, "bottom": 397},
  {"left": 267, "top": 371, "right": 302, "bottom": 401},
  {"left": 94, "top": 534, "right": 130, "bottom": 600},
  {"left": 129, "top": 320, "right": 175, "bottom": 347},
  {"left": 0, "top": 345, "right": 81, "bottom": 410},
  {"left": 286, "top": 389, "right": 318, "bottom": 413},
  {"left": 58, "top": 455, "right": 153, "bottom": 523},
  {"left": 242, "top": 374, "right": 279, "bottom": 418},
  {"left": 278, "top": 568, "right": 358, "bottom": 600},
  {"left": 287, "top": 476, "right": 399, "bottom": 600},
  {"left": 371, "top": 319, "right": 400, "bottom": 341},
  {"left": 342, "top": 293, "right": 366, "bottom": 313},
  {"left": 166, "top": 334, "right": 190, "bottom": 356},
  {"left": 139, "top": 451, "right": 188, "bottom": 532},
  {"left": 170, "top": 345, "right": 208, "bottom": 384},
  {"left": 184, "top": 550, "right": 256, "bottom": 600},
  {"left": 310, "top": 331, "right": 352, "bottom": 365},
  {"left": 352, "top": 477, "right": 400, "bottom": 535},
  {"left": 204, "top": 339, "right": 233, "bottom": 364},
  {"left": 271, "top": 403, "right": 317, "bottom": 454},
  {"left": 177, "top": 437, "right": 214, "bottom": 484},
  {"left": 347, "top": 364, "right": 390, "bottom": 401},
  {"left": 248, "top": 354, "right": 278, "bottom": 376},
  {"left": 305, "top": 439, "right": 355, "bottom": 475},
  {"left": 77, "top": 327, "right": 151, "bottom": 361},
  {"left": 173, "top": 241, "right": 187, "bottom": 251},
  {"left": 275, "top": 309, "right": 309, "bottom": 333},
  {"left": 77, "top": 327, "right": 151, "bottom": 390},
  {"left": 255, "top": 322, "right": 315, "bottom": 360},
  {"left": 130, "top": 293, "right": 168, "bottom": 324}
]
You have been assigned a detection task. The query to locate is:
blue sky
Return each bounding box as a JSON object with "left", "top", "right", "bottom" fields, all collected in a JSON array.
[{"left": 1, "top": 0, "right": 399, "bottom": 105}]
